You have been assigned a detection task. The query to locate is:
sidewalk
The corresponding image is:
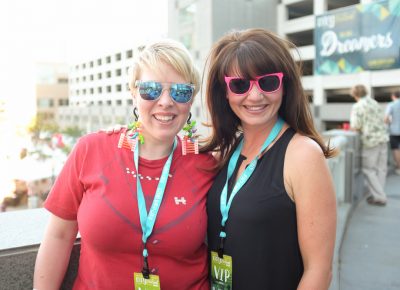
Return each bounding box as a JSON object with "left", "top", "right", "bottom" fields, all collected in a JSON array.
[{"left": 339, "top": 173, "right": 400, "bottom": 290}]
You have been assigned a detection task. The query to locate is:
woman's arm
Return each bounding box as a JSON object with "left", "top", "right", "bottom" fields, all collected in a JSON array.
[
  {"left": 285, "top": 135, "right": 337, "bottom": 290},
  {"left": 384, "top": 105, "right": 392, "bottom": 124},
  {"left": 34, "top": 213, "right": 78, "bottom": 290}
]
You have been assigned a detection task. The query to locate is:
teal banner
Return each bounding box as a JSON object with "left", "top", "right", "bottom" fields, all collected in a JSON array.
[{"left": 314, "top": 0, "right": 400, "bottom": 75}]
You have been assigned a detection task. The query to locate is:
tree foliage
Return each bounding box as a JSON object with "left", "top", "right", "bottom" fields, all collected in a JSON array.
[{"left": 27, "top": 114, "right": 59, "bottom": 138}]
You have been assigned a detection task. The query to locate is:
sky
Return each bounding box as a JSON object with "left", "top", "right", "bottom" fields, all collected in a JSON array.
[
  {"left": 0, "top": 0, "right": 168, "bottom": 63},
  {"left": 0, "top": 0, "right": 168, "bottom": 158},
  {"left": 0, "top": 0, "right": 167, "bottom": 127}
]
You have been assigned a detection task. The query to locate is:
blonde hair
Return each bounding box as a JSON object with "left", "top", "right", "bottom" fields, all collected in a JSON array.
[{"left": 128, "top": 39, "right": 200, "bottom": 96}]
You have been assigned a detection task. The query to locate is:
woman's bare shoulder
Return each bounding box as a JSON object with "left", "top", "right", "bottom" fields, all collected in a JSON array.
[{"left": 287, "top": 133, "right": 324, "bottom": 163}]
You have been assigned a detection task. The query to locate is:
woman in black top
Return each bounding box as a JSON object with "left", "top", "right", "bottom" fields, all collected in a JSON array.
[{"left": 202, "top": 28, "right": 337, "bottom": 289}]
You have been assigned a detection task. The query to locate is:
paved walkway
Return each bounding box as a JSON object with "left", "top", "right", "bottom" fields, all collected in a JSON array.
[{"left": 339, "top": 173, "right": 400, "bottom": 290}]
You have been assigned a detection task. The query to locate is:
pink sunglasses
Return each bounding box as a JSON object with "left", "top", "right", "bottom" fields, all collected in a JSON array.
[{"left": 224, "top": 72, "right": 284, "bottom": 96}]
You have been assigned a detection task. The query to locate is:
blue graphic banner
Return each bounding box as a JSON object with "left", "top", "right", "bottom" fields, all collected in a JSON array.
[{"left": 314, "top": 0, "right": 400, "bottom": 75}]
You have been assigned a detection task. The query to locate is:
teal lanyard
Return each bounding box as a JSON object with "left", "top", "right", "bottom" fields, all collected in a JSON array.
[
  {"left": 134, "top": 137, "right": 177, "bottom": 278},
  {"left": 218, "top": 118, "right": 284, "bottom": 256}
]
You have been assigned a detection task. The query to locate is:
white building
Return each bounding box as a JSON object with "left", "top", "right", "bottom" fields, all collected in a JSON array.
[
  {"left": 58, "top": 49, "right": 135, "bottom": 132},
  {"left": 35, "top": 62, "right": 69, "bottom": 125}
]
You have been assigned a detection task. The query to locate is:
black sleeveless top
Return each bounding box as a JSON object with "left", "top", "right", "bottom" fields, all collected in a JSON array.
[{"left": 207, "top": 128, "right": 303, "bottom": 289}]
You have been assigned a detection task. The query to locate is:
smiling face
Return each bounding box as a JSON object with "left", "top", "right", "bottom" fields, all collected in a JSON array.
[
  {"left": 226, "top": 70, "right": 283, "bottom": 132},
  {"left": 133, "top": 62, "right": 192, "bottom": 146}
]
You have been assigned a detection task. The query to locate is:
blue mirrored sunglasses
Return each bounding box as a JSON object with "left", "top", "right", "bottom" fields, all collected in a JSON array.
[{"left": 135, "top": 80, "right": 194, "bottom": 104}]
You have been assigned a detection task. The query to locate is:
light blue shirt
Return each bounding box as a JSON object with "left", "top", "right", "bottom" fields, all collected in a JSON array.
[{"left": 385, "top": 99, "right": 400, "bottom": 135}]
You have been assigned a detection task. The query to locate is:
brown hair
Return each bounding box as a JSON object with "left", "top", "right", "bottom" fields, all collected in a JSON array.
[
  {"left": 350, "top": 84, "right": 368, "bottom": 99},
  {"left": 201, "top": 28, "right": 336, "bottom": 168}
]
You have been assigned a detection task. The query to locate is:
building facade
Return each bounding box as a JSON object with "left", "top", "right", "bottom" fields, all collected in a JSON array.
[
  {"left": 278, "top": 0, "right": 400, "bottom": 130},
  {"left": 35, "top": 63, "right": 69, "bottom": 126},
  {"left": 169, "top": 0, "right": 400, "bottom": 131},
  {"left": 58, "top": 50, "right": 135, "bottom": 132}
]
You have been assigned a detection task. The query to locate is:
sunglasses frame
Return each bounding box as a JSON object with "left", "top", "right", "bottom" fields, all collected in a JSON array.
[
  {"left": 134, "top": 80, "right": 195, "bottom": 104},
  {"left": 224, "top": 72, "right": 284, "bottom": 96}
]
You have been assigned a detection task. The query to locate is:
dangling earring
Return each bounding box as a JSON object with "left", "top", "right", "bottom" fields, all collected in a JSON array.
[
  {"left": 117, "top": 107, "right": 144, "bottom": 151},
  {"left": 133, "top": 107, "right": 139, "bottom": 121},
  {"left": 181, "top": 112, "right": 199, "bottom": 155}
]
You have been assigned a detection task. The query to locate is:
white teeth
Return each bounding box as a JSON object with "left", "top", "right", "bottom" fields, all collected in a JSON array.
[
  {"left": 154, "top": 115, "right": 174, "bottom": 121},
  {"left": 245, "top": 105, "right": 266, "bottom": 111}
]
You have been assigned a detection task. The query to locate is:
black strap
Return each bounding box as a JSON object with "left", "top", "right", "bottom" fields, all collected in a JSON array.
[
  {"left": 142, "top": 256, "right": 150, "bottom": 279},
  {"left": 218, "top": 226, "right": 226, "bottom": 258}
]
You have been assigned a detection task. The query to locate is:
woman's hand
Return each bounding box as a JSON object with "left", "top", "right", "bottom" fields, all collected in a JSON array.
[{"left": 99, "top": 124, "right": 127, "bottom": 135}]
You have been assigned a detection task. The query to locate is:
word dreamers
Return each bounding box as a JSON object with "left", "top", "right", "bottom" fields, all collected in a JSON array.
[{"left": 319, "top": 31, "right": 393, "bottom": 57}]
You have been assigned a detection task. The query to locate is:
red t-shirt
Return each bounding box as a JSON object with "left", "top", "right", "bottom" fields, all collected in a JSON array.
[{"left": 45, "top": 132, "right": 216, "bottom": 290}]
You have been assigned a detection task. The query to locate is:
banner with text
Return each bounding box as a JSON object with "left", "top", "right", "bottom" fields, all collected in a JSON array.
[{"left": 314, "top": 0, "right": 400, "bottom": 75}]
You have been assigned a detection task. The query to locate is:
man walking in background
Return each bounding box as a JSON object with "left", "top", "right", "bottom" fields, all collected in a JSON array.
[
  {"left": 350, "top": 84, "right": 389, "bottom": 206},
  {"left": 385, "top": 91, "right": 400, "bottom": 175}
]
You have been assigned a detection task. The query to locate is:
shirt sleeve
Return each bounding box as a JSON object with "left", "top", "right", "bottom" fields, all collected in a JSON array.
[
  {"left": 350, "top": 105, "right": 362, "bottom": 130},
  {"left": 44, "top": 137, "right": 87, "bottom": 220},
  {"left": 385, "top": 103, "right": 393, "bottom": 117}
]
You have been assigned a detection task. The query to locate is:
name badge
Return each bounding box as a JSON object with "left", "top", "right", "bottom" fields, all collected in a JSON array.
[
  {"left": 134, "top": 272, "right": 161, "bottom": 290},
  {"left": 211, "top": 251, "right": 233, "bottom": 290}
]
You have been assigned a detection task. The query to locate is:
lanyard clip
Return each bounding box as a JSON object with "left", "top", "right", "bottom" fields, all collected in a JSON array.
[
  {"left": 142, "top": 255, "right": 150, "bottom": 279},
  {"left": 142, "top": 245, "right": 150, "bottom": 279},
  {"left": 218, "top": 229, "right": 226, "bottom": 258}
]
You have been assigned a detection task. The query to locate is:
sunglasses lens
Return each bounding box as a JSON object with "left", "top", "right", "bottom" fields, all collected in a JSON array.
[
  {"left": 229, "top": 79, "right": 251, "bottom": 94},
  {"left": 259, "top": 75, "right": 281, "bottom": 92},
  {"left": 170, "top": 84, "right": 194, "bottom": 103},
  {"left": 138, "top": 81, "right": 162, "bottom": 100}
]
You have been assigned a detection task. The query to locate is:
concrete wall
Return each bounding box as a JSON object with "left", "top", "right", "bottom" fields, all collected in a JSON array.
[
  {"left": 212, "top": 0, "right": 278, "bottom": 42},
  {"left": 0, "top": 208, "right": 79, "bottom": 290}
]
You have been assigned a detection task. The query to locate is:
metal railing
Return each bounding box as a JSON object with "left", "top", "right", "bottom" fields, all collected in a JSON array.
[{"left": 324, "top": 130, "right": 363, "bottom": 204}]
